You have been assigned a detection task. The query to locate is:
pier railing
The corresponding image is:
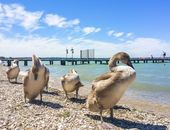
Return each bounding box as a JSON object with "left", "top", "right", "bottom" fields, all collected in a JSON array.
[{"left": 1, "top": 57, "right": 170, "bottom": 66}]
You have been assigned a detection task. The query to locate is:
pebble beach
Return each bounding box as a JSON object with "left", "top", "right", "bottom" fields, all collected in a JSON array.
[{"left": 0, "top": 66, "right": 170, "bottom": 130}]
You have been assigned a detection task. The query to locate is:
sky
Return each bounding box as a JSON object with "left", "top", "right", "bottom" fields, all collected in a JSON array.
[{"left": 0, "top": 0, "right": 170, "bottom": 57}]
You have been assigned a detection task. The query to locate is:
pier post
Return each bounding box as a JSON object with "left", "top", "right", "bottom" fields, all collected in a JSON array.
[
  {"left": 100, "top": 61, "right": 102, "bottom": 64},
  {"left": 61, "top": 60, "right": 66, "bottom": 65},
  {"left": 106, "top": 60, "right": 109, "bottom": 64},
  {"left": 49, "top": 60, "right": 54, "bottom": 65},
  {"left": 24, "top": 60, "right": 28, "bottom": 66},
  {"left": 95, "top": 60, "right": 97, "bottom": 64},
  {"left": 72, "top": 61, "right": 74, "bottom": 65},
  {"left": 88, "top": 61, "right": 90, "bottom": 64},
  {"left": 7, "top": 60, "right": 11, "bottom": 66}
]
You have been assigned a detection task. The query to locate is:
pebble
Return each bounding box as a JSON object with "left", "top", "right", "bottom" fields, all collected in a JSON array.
[{"left": 0, "top": 66, "right": 170, "bottom": 130}]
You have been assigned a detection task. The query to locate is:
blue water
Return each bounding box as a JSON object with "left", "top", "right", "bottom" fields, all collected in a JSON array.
[{"left": 19, "top": 61, "right": 170, "bottom": 104}]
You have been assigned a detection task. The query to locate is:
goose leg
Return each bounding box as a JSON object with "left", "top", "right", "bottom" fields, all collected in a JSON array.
[
  {"left": 46, "top": 76, "right": 49, "bottom": 91},
  {"left": 8, "top": 78, "right": 11, "bottom": 83},
  {"left": 110, "top": 108, "right": 113, "bottom": 118},
  {"left": 24, "top": 93, "right": 27, "bottom": 103},
  {"left": 15, "top": 78, "right": 17, "bottom": 83},
  {"left": 64, "top": 90, "right": 69, "bottom": 101},
  {"left": 100, "top": 109, "right": 103, "bottom": 123},
  {"left": 46, "top": 84, "right": 48, "bottom": 91},
  {"left": 40, "top": 91, "right": 42, "bottom": 102},
  {"left": 76, "top": 88, "right": 79, "bottom": 98}
]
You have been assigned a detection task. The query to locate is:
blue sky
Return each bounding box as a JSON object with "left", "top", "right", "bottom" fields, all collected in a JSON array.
[{"left": 0, "top": 0, "right": 170, "bottom": 57}]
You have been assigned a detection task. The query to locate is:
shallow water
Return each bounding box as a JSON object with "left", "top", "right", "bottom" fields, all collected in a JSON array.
[{"left": 19, "top": 61, "right": 170, "bottom": 104}]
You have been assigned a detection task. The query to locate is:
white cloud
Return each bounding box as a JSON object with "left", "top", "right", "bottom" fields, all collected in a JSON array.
[
  {"left": 78, "top": 38, "right": 170, "bottom": 57},
  {"left": 113, "top": 32, "right": 124, "bottom": 37},
  {"left": 126, "top": 32, "right": 133, "bottom": 37},
  {"left": 125, "top": 38, "right": 170, "bottom": 57},
  {"left": 67, "top": 36, "right": 73, "bottom": 40},
  {"left": 107, "top": 30, "right": 124, "bottom": 38},
  {"left": 0, "top": 34, "right": 65, "bottom": 57},
  {"left": 0, "top": 33, "right": 169, "bottom": 58},
  {"left": 107, "top": 30, "right": 114, "bottom": 36},
  {"left": 44, "top": 14, "right": 80, "bottom": 28},
  {"left": 0, "top": 3, "right": 43, "bottom": 30},
  {"left": 82, "top": 27, "right": 101, "bottom": 35}
]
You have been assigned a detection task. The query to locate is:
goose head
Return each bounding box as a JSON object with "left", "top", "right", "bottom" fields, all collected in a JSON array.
[
  {"left": 61, "top": 69, "right": 78, "bottom": 82},
  {"left": 70, "top": 69, "right": 77, "bottom": 74},
  {"left": 32, "top": 55, "right": 41, "bottom": 80},
  {"left": 108, "top": 52, "right": 134, "bottom": 71},
  {"left": 12, "top": 59, "right": 19, "bottom": 67}
]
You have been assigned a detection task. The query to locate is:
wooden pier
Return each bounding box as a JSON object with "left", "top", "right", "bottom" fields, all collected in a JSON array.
[{"left": 1, "top": 57, "right": 170, "bottom": 66}]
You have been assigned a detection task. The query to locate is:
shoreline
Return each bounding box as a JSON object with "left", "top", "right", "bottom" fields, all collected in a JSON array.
[
  {"left": 3, "top": 65, "right": 170, "bottom": 117},
  {"left": 14, "top": 67, "right": 170, "bottom": 118},
  {"left": 46, "top": 69, "right": 170, "bottom": 118},
  {"left": 20, "top": 62, "right": 170, "bottom": 105},
  {"left": 0, "top": 65, "right": 170, "bottom": 129}
]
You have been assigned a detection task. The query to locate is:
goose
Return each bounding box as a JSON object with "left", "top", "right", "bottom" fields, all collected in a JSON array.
[
  {"left": 86, "top": 52, "right": 136, "bottom": 122},
  {"left": 23, "top": 55, "right": 49, "bottom": 103},
  {"left": 6, "top": 59, "right": 20, "bottom": 83},
  {"left": 61, "top": 69, "right": 83, "bottom": 100}
]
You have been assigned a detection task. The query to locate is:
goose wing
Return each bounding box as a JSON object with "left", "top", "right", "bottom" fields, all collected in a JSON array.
[
  {"left": 92, "top": 71, "right": 122, "bottom": 96},
  {"left": 6, "top": 66, "right": 18, "bottom": 74},
  {"left": 65, "top": 73, "right": 80, "bottom": 82}
]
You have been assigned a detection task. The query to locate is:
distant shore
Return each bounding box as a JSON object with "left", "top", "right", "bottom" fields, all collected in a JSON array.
[{"left": 0, "top": 65, "right": 170, "bottom": 129}]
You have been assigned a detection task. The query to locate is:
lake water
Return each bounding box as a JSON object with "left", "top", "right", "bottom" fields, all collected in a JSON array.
[{"left": 19, "top": 61, "right": 170, "bottom": 104}]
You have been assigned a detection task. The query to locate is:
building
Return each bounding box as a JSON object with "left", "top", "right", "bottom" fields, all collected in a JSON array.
[{"left": 80, "top": 49, "right": 95, "bottom": 59}]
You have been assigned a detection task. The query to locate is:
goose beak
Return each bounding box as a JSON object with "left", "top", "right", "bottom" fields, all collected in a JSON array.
[{"left": 127, "top": 61, "right": 134, "bottom": 69}]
